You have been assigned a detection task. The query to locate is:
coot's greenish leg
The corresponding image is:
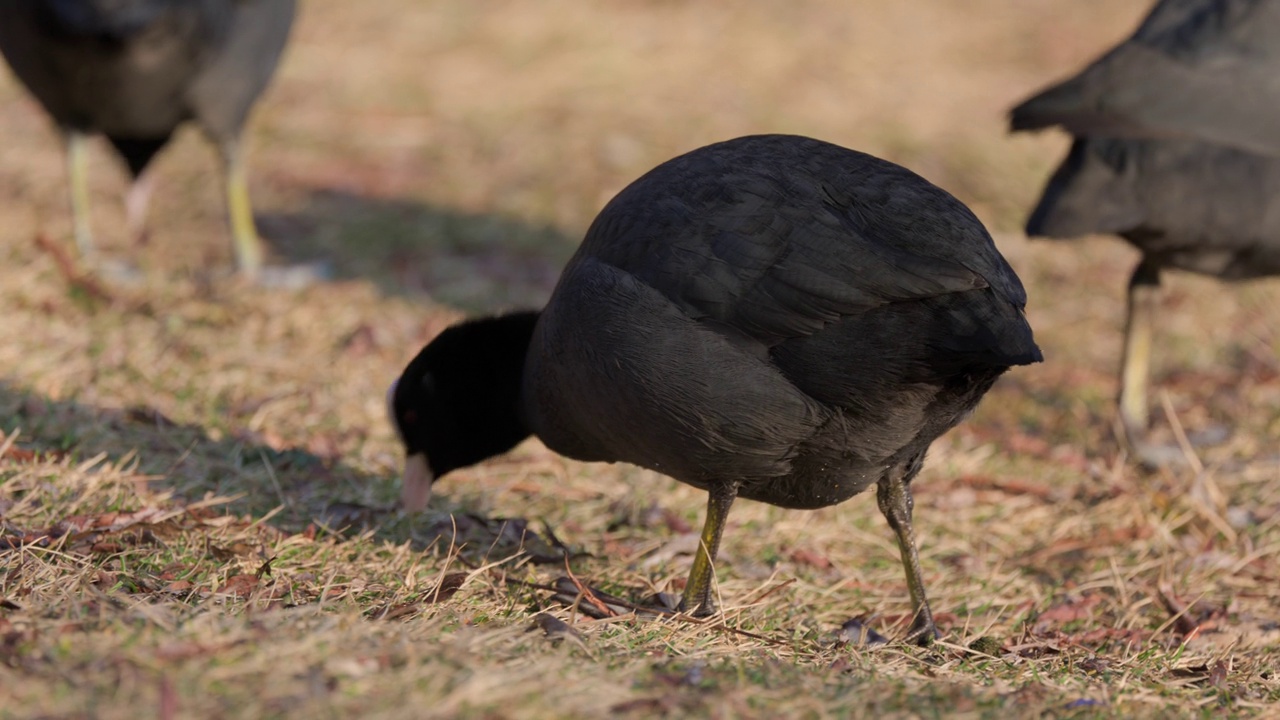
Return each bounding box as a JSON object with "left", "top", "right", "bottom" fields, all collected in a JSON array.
[
  {"left": 66, "top": 130, "right": 94, "bottom": 257},
  {"left": 680, "top": 482, "right": 738, "bottom": 617},
  {"left": 1119, "top": 260, "right": 1160, "bottom": 451},
  {"left": 876, "top": 467, "right": 937, "bottom": 647},
  {"left": 223, "top": 139, "right": 264, "bottom": 277}
]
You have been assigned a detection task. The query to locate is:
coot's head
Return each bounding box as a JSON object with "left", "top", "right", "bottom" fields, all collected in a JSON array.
[{"left": 388, "top": 311, "right": 541, "bottom": 511}]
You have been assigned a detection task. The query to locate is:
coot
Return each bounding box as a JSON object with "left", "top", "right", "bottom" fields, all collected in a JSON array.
[
  {"left": 1010, "top": 0, "right": 1280, "bottom": 454},
  {"left": 390, "top": 134, "right": 1042, "bottom": 645},
  {"left": 0, "top": 0, "right": 297, "bottom": 277}
]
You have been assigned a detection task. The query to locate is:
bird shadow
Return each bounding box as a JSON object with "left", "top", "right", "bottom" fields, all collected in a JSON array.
[
  {"left": 256, "top": 188, "right": 580, "bottom": 312},
  {"left": 0, "top": 381, "right": 568, "bottom": 564}
]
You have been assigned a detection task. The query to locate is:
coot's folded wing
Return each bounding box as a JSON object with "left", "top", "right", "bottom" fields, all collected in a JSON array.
[{"left": 578, "top": 136, "right": 1022, "bottom": 345}]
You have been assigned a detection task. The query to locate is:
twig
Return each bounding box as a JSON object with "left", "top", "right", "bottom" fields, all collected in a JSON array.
[
  {"left": 562, "top": 556, "right": 617, "bottom": 617},
  {"left": 501, "top": 574, "right": 792, "bottom": 648},
  {"left": 1158, "top": 391, "right": 1203, "bottom": 475},
  {"left": 741, "top": 577, "right": 797, "bottom": 606},
  {"left": 33, "top": 232, "right": 114, "bottom": 304}
]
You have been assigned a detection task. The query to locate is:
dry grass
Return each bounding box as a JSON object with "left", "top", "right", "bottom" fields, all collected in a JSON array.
[{"left": 3, "top": 1, "right": 1280, "bottom": 717}]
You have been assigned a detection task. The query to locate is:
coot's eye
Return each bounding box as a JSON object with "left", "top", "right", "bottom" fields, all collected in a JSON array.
[{"left": 401, "top": 409, "right": 418, "bottom": 425}]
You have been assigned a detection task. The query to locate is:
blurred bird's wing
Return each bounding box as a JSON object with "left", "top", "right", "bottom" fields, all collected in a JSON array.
[{"left": 1009, "top": 0, "right": 1280, "bottom": 158}]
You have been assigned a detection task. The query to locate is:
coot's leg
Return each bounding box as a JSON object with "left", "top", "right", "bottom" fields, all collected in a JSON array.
[
  {"left": 125, "top": 169, "right": 156, "bottom": 244},
  {"left": 1119, "top": 259, "right": 1160, "bottom": 450},
  {"left": 66, "top": 130, "right": 94, "bottom": 257},
  {"left": 221, "top": 137, "right": 264, "bottom": 277},
  {"left": 679, "top": 482, "right": 738, "bottom": 617},
  {"left": 877, "top": 462, "right": 937, "bottom": 646}
]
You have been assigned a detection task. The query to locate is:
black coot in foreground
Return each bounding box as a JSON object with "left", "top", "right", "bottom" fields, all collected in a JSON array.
[
  {"left": 390, "top": 135, "right": 1043, "bottom": 645},
  {"left": 1010, "top": 0, "right": 1280, "bottom": 456},
  {"left": 0, "top": 0, "right": 296, "bottom": 277}
]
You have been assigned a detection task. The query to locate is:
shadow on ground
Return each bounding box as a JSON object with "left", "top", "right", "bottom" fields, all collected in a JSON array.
[
  {"left": 0, "top": 381, "right": 567, "bottom": 562},
  {"left": 258, "top": 189, "right": 580, "bottom": 312}
]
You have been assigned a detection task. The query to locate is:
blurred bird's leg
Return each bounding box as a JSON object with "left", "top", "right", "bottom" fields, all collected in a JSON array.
[
  {"left": 221, "top": 138, "right": 264, "bottom": 277},
  {"left": 65, "top": 130, "right": 94, "bottom": 257},
  {"left": 679, "top": 482, "right": 738, "bottom": 617},
  {"left": 124, "top": 169, "right": 156, "bottom": 244},
  {"left": 1119, "top": 261, "right": 1159, "bottom": 450},
  {"left": 877, "top": 464, "right": 937, "bottom": 646}
]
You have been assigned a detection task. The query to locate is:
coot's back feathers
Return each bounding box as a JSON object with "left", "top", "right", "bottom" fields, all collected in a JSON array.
[
  {"left": 580, "top": 136, "right": 1030, "bottom": 346},
  {"left": 1009, "top": 0, "right": 1280, "bottom": 158}
]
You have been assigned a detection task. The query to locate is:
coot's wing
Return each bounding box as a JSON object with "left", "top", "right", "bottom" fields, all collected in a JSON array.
[
  {"left": 1010, "top": 0, "right": 1280, "bottom": 158},
  {"left": 578, "top": 136, "right": 1019, "bottom": 345},
  {"left": 188, "top": 0, "right": 297, "bottom": 140}
]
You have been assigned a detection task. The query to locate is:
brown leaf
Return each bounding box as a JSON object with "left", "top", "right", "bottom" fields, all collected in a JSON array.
[
  {"left": 216, "top": 574, "right": 259, "bottom": 598},
  {"left": 1060, "top": 627, "right": 1152, "bottom": 647},
  {"left": 530, "top": 612, "right": 584, "bottom": 643},
  {"left": 1157, "top": 584, "right": 1226, "bottom": 637},
  {"left": 370, "top": 603, "right": 422, "bottom": 621},
  {"left": 788, "top": 548, "right": 832, "bottom": 569},
  {"left": 89, "top": 541, "right": 124, "bottom": 554},
  {"left": 155, "top": 641, "right": 216, "bottom": 662},
  {"left": 205, "top": 538, "right": 253, "bottom": 561},
  {"left": 255, "top": 556, "right": 276, "bottom": 580},
  {"left": 1209, "top": 660, "right": 1229, "bottom": 688},
  {"left": 424, "top": 572, "right": 467, "bottom": 603},
  {"left": 1034, "top": 594, "right": 1102, "bottom": 630},
  {"left": 0, "top": 447, "right": 39, "bottom": 463},
  {"left": 158, "top": 675, "right": 178, "bottom": 720}
]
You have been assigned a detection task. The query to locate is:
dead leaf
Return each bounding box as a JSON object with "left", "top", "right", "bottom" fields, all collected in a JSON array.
[
  {"left": 424, "top": 573, "right": 467, "bottom": 604},
  {"left": 368, "top": 603, "right": 422, "bottom": 621},
  {"left": 789, "top": 548, "right": 832, "bottom": 569},
  {"left": 255, "top": 556, "right": 276, "bottom": 580},
  {"left": 0, "top": 447, "right": 39, "bottom": 463},
  {"left": 530, "top": 613, "right": 584, "bottom": 643},
  {"left": 1033, "top": 594, "right": 1103, "bottom": 632},
  {"left": 216, "top": 574, "right": 259, "bottom": 598},
  {"left": 1158, "top": 584, "right": 1226, "bottom": 637},
  {"left": 1209, "top": 660, "right": 1229, "bottom": 688}
]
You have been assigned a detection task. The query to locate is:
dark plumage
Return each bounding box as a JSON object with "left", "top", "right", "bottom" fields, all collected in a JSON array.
[
  {"left": 1010, "top": 0, "right": 1280, "bottom": 454},
  {"left": 389, "top": 135, "right": 1042, "bottom": 645},
  {"left": 0, "top": 0, "right": 296, "bottom": 276},
  {"left": 1010, "top": 0, "right": 1280, "bottom": 158}
]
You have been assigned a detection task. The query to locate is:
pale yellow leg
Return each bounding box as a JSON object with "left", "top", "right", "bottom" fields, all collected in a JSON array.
[
  {"left": 223, "top": 139, "right": 264, "bottom": 277},
  {"left": 1119, "top": 261, "right": 1160, "bottom": 449},
  {"left": 679, "top": 483, "right": 738, "bottom": 617},
  {"left": 876, "top": 467, "right": 937, "bottom": 646},
  {"left": 124, "top": 170, "right": 156, "bottom": 242},
  {"left": 66, "top": 131, "right": 94, "bottom": 257}
]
